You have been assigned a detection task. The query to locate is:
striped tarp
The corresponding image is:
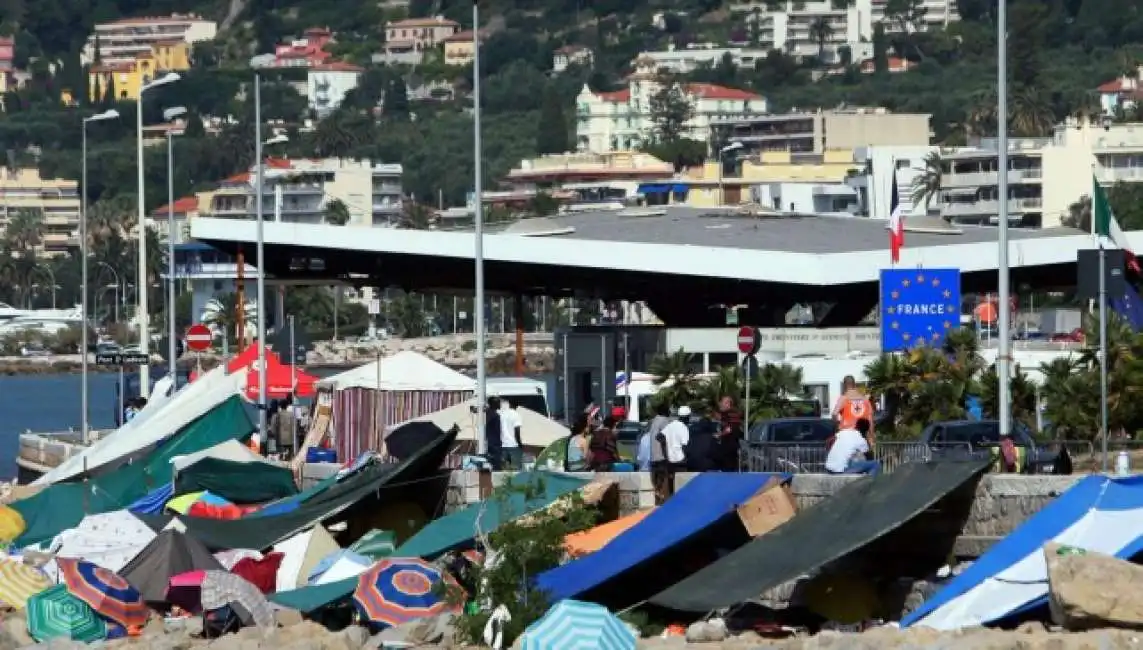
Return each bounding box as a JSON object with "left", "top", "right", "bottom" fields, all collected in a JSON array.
[{"left": 332, "top": 388, "right": 470, "bottom": 462}]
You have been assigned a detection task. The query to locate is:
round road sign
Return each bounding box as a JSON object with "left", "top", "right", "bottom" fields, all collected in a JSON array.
[
  {"left": 737, "top": 325, "right": 760, "bottom": 355},
  {"left": 186, "top": 324, "right": 213, "bottom": 352}
]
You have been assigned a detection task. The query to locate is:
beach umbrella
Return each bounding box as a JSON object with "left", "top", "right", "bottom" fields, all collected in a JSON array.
[
  {"left": 0, "top": 505, "right": 25, "bottom": 543},
  {"left": 56, "top": 558, "right": 148, "bottom": 628},
  {"left": 200, "top": 570, "right": 274, "bottom": 627},
  {"left": 352, "top": 557, "right": 463, "bottom": 628},
  {"left": 520, "top": 599, "right": 636, "bottom": 650},
  {"left": 25, "top": 584, "right": 107, "bottom": 643},
  {"left": 0, "top": 559, "right": 51, "bottom": 609}
]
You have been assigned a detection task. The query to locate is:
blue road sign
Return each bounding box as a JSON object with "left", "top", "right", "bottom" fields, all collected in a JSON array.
[{"left": 880, "top": 267, "right": 961, "bottom": 352}]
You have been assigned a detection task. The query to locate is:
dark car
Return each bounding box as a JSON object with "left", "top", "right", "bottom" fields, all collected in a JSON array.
[
  {"left": 916, "top": 419, "right": 1072, "bottom": 475},
  {"left": 741, "top": 417, "right": 837, "bottom": 472}
]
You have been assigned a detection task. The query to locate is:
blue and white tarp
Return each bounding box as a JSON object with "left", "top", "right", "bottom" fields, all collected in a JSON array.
[{"left": 903, "top": 475, "right": 1143, "bottom": 630}]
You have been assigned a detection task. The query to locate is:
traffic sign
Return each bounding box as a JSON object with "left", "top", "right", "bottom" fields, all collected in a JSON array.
[
  {"left": 271, "top": 326, "right": 312, "bottom": 366},
  {"left": 186, "top": 324, "right": 213, "bottom": 352},
  {"left": 742, "top": 354, "right": 759, "bottom": 378},
  {"left": 736, "top": 326, "right": 760, "bottom": 355},
  {"left": 95, "top": 353, "right": 149, "bottom": 366}
]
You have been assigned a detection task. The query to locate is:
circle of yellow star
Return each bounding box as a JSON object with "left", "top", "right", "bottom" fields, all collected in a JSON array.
[
  {"left": 917, "top": 274, "right": 925, "bottom": 283},
  {"left": 902, "top": 279, "right": 911, "bottom": 287},
  {"left": 891, "top": 321, "right": 899, "bottom": 329},
  {"left": 943, "top": 321, "right": 951, "bottom": 329},
  {"left": 903, "top": 332, "right": 911, "bottom": 341},
  {"left": 887, "top": 306, "right": 896, "bottom": 315},
  {"left": 943, "top": 289, "right": 952, "bottom": 298},
  {"left": 931, "top": 332, "right": 941, "bottom": 340},
  {"left": 891, "top": 290, "right": 899, "bottom": 299},
  {"left": 932, "top": 278, "right": 940, "bottom": 287}
]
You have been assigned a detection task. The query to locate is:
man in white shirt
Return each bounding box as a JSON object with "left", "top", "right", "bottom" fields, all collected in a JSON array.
[
  {"left": 824, "top": 419, "right": 880, "bottom": 475},
  {"left": 499, "top": 399, "right": 523, "bottom": 468},
  {"left": 661, "top": 406, "right": 691, "bottom": 468}
]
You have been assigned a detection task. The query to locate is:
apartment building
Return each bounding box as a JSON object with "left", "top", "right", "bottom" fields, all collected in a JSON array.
[
  {"left": 711, "top": 108, "right": 931, "bottom": 155},
  {"left": 443, "top": 31, "right": 484, "bottom": 66},
  {"left": 847, "top": 145, "right": 941, "bottom": 219},
  {"left": 0, "top": 168, "right": 80, "bottom": 256},
  {"left": 82, "top": 14, "right": 216, "bottom": 66},
  {"left": 937, "top": 119, "right": 1143, "bottom": 229},
  {"left": 87, "top": 40, "right": 191, "bottom": 102},
  {"left": 731, "top": 0, "right": 958, "bottom": 58},
  {"left": 576, "top": 57, "right": 767, "bottom": 153},
  {"left": 635, "top": 43, "right": 773, "bottom": 74},
  {"left": 307, "top": 62, "right": 363, "bottom": 117},
  {"left": 209, "top": 158, "right": 404, "bottom": 226},
  {"left": 552, "top": 45, "right": 594, "bottom": 74},
  {"left": 375, "top": 16, "right": 460, "bottom": 65}
]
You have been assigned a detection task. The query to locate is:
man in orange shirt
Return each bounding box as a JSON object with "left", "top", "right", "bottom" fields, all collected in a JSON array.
[{"left": 832, "top": 376, "right": 875, "bottom": 446}]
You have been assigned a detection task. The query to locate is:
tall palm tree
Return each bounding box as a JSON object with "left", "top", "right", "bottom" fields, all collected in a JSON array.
[
  {"left": 1009, "top": 88, "right": 1054, "bottom": 137},
  {"left": 203, "top": 292, "right": 256, "bottom": 342},
  {"left": 647, "top": 348, "right": 700, "bottom": 410},
  {"left": 808, "top": 16, "right": 834, "bottom": 59},
  {"left": 910, "top": 150, "right": 943, "bottom": 211},
  {"left": 5, "top": 208, "right": 44, "bottom": 253}
]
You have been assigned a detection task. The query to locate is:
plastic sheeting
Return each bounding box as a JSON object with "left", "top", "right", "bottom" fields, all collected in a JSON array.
[
  {"left": 274, "top": 527, "right": 340, "bottom": 592},
  {"left": 42, "top": 510, "right": 157, "bottom": 581}
]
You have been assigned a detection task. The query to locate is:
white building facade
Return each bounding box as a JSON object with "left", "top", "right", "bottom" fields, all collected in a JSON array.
[
  {"left": 82, "top": 14, "right": 217, "bottom": 65},
  {"left": 575, "top": 58, "right": 768, "bottom": 153},
  {"left": 635, "top": 44, "right": 774, "bottom": 74},
  {"left": 307, "top": 63, "right": 363, "bottom": 117},
  {"left": 848, "top": 145, "right": 941, "bottom": 221}
]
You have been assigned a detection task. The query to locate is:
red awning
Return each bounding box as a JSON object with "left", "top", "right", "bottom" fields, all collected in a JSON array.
[{"left": 244, "top": 358, "right": 317, "bottom": 400}]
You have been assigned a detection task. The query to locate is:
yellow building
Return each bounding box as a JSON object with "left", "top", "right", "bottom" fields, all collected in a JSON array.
[
  {"left": 0, "top": 168, "right": 81, "bottom": 256},
  {"left": 443, "top": 31, "right": 482, "bottom": 66},
  {"left": 87, "top": 40, "right": 191, "bottom": 103},
  {"left": 683, "top": 150, "right": 861, "bottom": 207}
]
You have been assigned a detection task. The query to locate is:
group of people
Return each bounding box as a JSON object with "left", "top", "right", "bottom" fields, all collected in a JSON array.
[
  {"left": 824, "top": 375, "right": 881, "bottom": 476},
  {"left": 483, "top": 396, "right": 524, "bottom": 470},
  {"left": 122, "top": 397, "right": 148, "bottom": 423},
  {"left": 632, "top": 396, "right": 745, "bottom": 501}
]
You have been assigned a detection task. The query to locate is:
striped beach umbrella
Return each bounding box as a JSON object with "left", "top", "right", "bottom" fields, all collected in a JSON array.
[
  {"left": 57, "top": 558, "right": 148, "bottom": 628},
  {"left": 352, "top": 558, "right": 462, "bottom": 628},
  {"left": 200, "top": 570, "right": 275, "bottom": 628},
  {"left": 520, "top": 599, "right": 636, "bottom": 650},
  {"left": 26, "top": 584, "right": 107, "bottom": 643},
  {"left": 0, "top": 559, "right": 51, "bottom": 609}
]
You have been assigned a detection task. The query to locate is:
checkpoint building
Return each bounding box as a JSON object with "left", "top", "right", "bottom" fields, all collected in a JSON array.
[{"left": 190, "top": 207, "right": 1137, "bottom": 328}]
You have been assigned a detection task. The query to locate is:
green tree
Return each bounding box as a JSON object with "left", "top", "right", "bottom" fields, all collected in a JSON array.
[
  {"left": 809, "top": 16, "right": 834, "bottom": 59},
  {"left": 535, "top": 89, "right": 569, "bottom": 154},
  {"left": 384, "top": 78, "right": 410, "bottom": 118},
  {"left": 647, "top": 72, "right": 694, "bottom": 145},
  {"left": 323, "top": 198, "right": 351, "bottom": 225},
  {"left": 910, "top": 150, "right": 943, "bottom": 210},
  {"left": 871, "top": 23, "right": 889, "bottom": 74}
]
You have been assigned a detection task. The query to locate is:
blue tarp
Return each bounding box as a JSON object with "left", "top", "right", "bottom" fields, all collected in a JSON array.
[
  {"left": 535, "top": 472, "right": 785, "bottom": 603},
  {"left": 636, "top": 183, "right": 689, "bottom": 194},
  {"left": 903, "top": 475, "right": 1143, "bottom": 630},
  {"left": 128, "top": 484, "right": 175, "bottom": 515}
]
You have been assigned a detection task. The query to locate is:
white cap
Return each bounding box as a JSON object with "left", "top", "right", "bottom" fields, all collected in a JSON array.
[{"left": 678, "top": 406, "right": 692, "bottom": 417}]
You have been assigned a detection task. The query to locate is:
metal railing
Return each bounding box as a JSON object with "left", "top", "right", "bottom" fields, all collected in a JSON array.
[{"left": 739, "top": 440, "right": 981, "bottom": 474}]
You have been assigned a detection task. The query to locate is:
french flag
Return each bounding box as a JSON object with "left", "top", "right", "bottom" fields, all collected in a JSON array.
[{"left": 888, "top": 168, "right": 904, "bottom": 263}]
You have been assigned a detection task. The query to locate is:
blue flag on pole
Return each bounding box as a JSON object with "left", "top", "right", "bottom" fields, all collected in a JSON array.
[
  {"left": 880, "top": 268, "right": 962, "bottom": 352},
  {"left": 1111, "top": 283, "right": 1143, "bottom": 331}
]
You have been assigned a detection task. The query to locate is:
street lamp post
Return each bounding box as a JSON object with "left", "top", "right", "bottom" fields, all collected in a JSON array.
[
  {"left": 718, "top": 141, "right": 743, "bottom": 208},
  {"left": 163, "top": 106, "right": 186, "bottom": 389},
  {"left": 80, "top": 109, "right": 119, "bottom": 443},
  {"left": 253, "top": 73, "right": 269, "bottom": 438},
  {"left": 473, "top": 1, "right": 487, "bottom": 452},
  {"left": 996, "top": 0, "right": 1012, "bottom": 442},
  {"left": 136, "top": 72, "right": 180, "bottom": 398}
]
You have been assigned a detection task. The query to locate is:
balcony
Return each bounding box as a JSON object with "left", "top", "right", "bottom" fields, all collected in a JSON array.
[
  {"left": 941, "top": 198, "right": 1043, "bottom": 218},
  {"left": 941, "top": 169, "right": 1043, "bottom": 188},
  {"left": 1099, "top": 167, "right": 1143, "bottom": 183}
]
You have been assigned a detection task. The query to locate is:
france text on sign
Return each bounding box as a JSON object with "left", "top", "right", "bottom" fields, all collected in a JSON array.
[{"left": 879, "top": 267, "right": 961, "bottom": 353}]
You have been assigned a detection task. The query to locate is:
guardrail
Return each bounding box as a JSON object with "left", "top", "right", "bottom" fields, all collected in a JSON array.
[{"left": 738, "top": 440, "right": 1006, "bottom": 474}]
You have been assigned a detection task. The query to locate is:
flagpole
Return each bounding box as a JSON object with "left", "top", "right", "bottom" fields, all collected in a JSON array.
[
  {"left": 996, "top": 0, "right": 1012, "bottom": 440},
  {"left": 1099, "top": 238, "right": 1109, "bottom": 472}
]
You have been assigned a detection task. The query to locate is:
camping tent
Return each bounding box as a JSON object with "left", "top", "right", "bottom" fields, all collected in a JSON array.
[
  {"left": 393, "top": 402, "right": 568, "bottom": 452},
  {"left": 171, "top": 440, "right": 297, "bottom": 503},
  {"left": 118, "top": 530, "right": 224, "bottom": 604},
  {"left": 318, "top": 351, "right": 474, "bottom": 461},
  {"left": 274, "top": 526, "right": 340, "bottom": 591}
]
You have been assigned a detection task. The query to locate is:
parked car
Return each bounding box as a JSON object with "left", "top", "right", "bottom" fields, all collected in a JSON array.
[
  {"left": 914, "top": 419, "right": 1072, "bottom": 474},
  {"left": 742, "top": 417, "right": 837, "bottom": 472}
]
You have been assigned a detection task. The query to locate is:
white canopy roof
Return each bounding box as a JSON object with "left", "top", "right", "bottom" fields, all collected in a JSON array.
[
  {"left": 36, "top": 365, "right": 247, "bottom": 486},
  {"left": 317, "top": 350, "right": 475, "bottom": 392},
  {"left": 393, "top": 402, "right": 569, "bottom": 448}
]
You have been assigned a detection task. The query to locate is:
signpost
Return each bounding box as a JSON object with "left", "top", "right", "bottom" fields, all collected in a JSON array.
[
  {"left": 96, "top": 351, "right": 150, "bottom": 425},
  {"left": 879, "top": 268, "right": 962, "bottom": 353},
  {"left": 737, "top": 326, "right": 760, "bottom": 429},
  {"left": 186, "top": 323, "right": 212, "bottom": 377}
]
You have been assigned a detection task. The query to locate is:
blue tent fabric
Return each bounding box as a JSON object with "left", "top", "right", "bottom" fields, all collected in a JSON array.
[
  {"left": 536, "top": 473, "right": 785, "bottom": 603},
  {"left": 128, "top": 484, "right": 175, "bottom": 515},
  {"left": 1112, "top": 283, "right": 1143, "bottom": 331},
  {"left": 903, "top": 475, "right": 1143, "bottom": 630}
]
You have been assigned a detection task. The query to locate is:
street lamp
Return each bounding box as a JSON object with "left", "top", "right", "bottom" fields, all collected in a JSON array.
[
  {"left": 163, "top": 105, "right": 186, "bottom": 389},
  {"left": 80, "top": 108, "right": 119, "bottom": 444},
  {"left": 717, "top": 141, "right": 744, "bottom": 207},
  {"left": 136, "top": 71, "right": 180, "bottom": 398},
  {"left": 253, "top": 73, "right": 270, "bottom": 438},
  {"left": 472, "top": 2, "right": 487, "bottom": 451}
]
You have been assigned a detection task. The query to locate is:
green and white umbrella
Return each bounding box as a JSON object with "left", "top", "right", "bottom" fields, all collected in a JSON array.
[{"left": 26, "top": 584, "right": 107, "bottom": 643}]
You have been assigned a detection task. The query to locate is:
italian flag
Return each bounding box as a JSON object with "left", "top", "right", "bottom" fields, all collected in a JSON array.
[{"left": 1092, "top": 176, "right": 1140, "bottom": 273}]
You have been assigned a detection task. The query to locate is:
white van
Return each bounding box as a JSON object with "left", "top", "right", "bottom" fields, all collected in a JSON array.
[{"left": 487, "top": 377, "right": 551, "bottom": 418}]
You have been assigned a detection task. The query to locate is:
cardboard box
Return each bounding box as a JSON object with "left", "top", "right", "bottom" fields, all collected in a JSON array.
[{"left": 736, "top": 477, "right": 797, "bottom": 537}]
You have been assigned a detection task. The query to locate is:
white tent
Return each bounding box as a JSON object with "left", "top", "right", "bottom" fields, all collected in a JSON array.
[
  {"left": 393, "top": 403, "right": 569, "bottom": 450},
  {"left": 37, "top": 365, "right": 247, "bottom": 486},
  {"left": 317, "top": 350, "right": 474, "bottom": 392},
  {"left": 169, "top": 439, "right": 274, "bottom": 475}
]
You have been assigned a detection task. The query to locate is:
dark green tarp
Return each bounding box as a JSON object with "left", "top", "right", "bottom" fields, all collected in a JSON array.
[
  {"left": 12, "top": 397, "right": 254, "bottom": 546},
  {"left": 648, "top": 460, "right": 990, "bottom": 612},
  {"left": 269, "top": 470, "right": 588, "bottom": 613},
  {"left": 175, "top": 429, "right": 457, "bottom": 552},
  {"left": 174, "top": 457, "right": 297, "bottom": 504},
  {"left": 397, "top": 471, "right": 589, "bottom": 559}
]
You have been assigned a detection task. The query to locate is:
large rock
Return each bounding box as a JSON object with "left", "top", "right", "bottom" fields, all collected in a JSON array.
[
  {"left": 1045, "top": 542, "right": 1143, "bottom": 630},
  {"left": 0, "top": 613, "right": 33, "bottom": 649}
]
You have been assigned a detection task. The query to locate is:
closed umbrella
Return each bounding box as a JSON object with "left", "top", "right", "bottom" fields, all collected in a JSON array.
[
  {"left": 200, "top": 570, "right": 275, "bottom": 628},
  {"left": 520, "top": 599, "right": 635, "bottom": 650},
  {"left": 352, "top": 558, "right": 463, "bottom": 628},
  {"left": 56, "top": 558, "right": 148, "bottom": 628},
  {"left": 0, "top": 559, "right": 51, "bottom": 609},
  {"left": 26, "top": 584, "right": 107, "bottom": 643}
]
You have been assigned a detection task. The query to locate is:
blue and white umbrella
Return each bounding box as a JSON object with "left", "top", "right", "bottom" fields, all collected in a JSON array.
[{"left": 520, "top": 599, "right": 636, "bottom": 650}]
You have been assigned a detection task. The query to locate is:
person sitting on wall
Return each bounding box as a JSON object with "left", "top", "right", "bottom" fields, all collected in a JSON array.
[{"left": 824, "top": 418, "right": 880, "bottom": 476}]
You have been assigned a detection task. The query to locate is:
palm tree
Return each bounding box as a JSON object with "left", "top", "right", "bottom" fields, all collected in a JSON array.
[
  {"left": 203, "top": 292, "right": 256, "bottom": 342},
  {"left": 910, "top": 150, "right": 943, "bottom": 211},
  {"left": 5, "top": 208, "right": 44, "bottom": 253},
  {"left": 647, "top": 348, "right": 700, "bottom": 411},
  {"left": 312, "top": 112, "right": 355, "bottom": 158},
  {"left": 1064, "top": 195, "right": 1092, "bottom": 231},
  {"left": 85, "top": 195, "right": 134, "bottom": 243},
  {"left": 323, "top": 198, "right": 351, "bottom": 225},
  {"left": 978, "top": 362, "right": 1037, "bottom": 427},
  {"left": 1009, "top": 88, "right": 1054, "bottom": 137},
  {"left": 966, "top": 88, "right": 998, "bottom": 138},
  {"left": 398, "top": 202, "right": 434, "bottom": 230},
  {"left": 808, "top": 16, "right": 834, "bottom": 59}
]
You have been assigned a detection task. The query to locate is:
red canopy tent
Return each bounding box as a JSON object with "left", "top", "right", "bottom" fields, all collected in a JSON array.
[
  {"left": 244, "top": 357, "right": 317, "bottom": 400},
  {"left": 227, "top": 343, "right": 282, "bottom": 374}
]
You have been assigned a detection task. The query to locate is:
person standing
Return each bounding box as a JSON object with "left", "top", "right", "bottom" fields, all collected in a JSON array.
[
  {"left": 484, "top": 397, "right": 503, "bottom": 470},
  {"left": 499, "top": 399, "right": 523, "bottom": 469},
  {"left": 567, "top": 414, "right": 591, "bottom": 471},
  {"left": 833, "top": 375, "right": 876, "bottom": 447},
  {"left": 712, "top": 396, "right": 742, "bottom": 471},
  {"left": 588, "top": 416, "right": 620, "bottom": 471},
  {"left": 661, "top": 407, "right": 691, "bottom": 473},
  {"left": 647, "top": 403, "right": 673, "bottom": 502},
  {"left": 277, "top": 396, "right": 297, "bottom": 459}
]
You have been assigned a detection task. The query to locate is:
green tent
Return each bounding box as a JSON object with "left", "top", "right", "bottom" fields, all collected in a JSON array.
[
  {"left": 349, "top": 529, "right": 396, "bottom": 560},
  {"left": 11, "top": 396, "right": 253, "bottom": 546},
  {"left": 268, "top": 470, "right": 589, "bottom": 613},
  {"left": 174, "top": 457, "right": 297, "bottom": 504}
]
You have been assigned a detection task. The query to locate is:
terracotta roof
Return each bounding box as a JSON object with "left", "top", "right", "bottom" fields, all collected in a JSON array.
[
  {"left": 386, "top": 17, "right": 460, "bottom": 28},
  {"left": 444, "top": 30, "right": 478, "bottom": 43},
  {"left": 311, "top": 61, "right": 363, "bottom": 72},
  {"left": 684, "top": 83, "right": 763, "bottom": 101},
  {"left": 595, "top": 88, "right": 631, "bottom": 102},
  {"left": 151, "top": 196, "right": 199, "bottom": 216},
  {"left": 1097, "top": 77, "right": 1140, "bottom": 94},
  {"left": 222, "top": 158, "right": 293, "bottom": 184}
]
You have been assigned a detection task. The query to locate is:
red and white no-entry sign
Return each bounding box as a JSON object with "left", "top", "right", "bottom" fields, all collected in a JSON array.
[
  {"left": 185, "top": 324, "right": 213, "bottom": 352},
  {"left": 736, "top": 325, "right": 760, "bottom": 355}
]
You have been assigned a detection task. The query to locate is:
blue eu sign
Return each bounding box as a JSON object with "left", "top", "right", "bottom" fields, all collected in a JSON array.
[{"left": 880, "top": 268, "right": 961, "bottom": 352}]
